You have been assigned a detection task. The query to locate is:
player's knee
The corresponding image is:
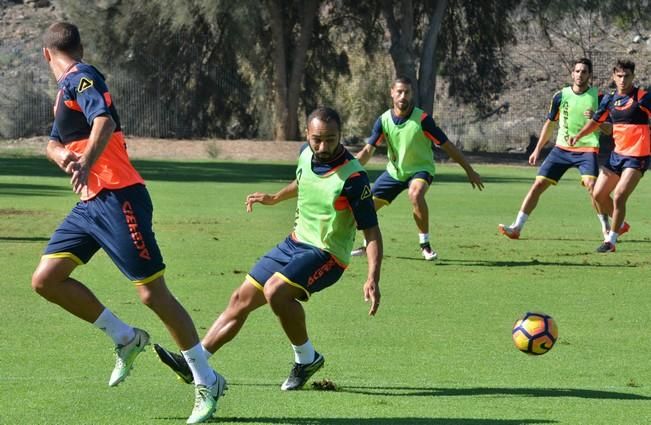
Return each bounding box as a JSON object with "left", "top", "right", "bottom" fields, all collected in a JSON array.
[
  {"left": 31, "top": 268, "right": 54, "bottom": 296},
  {"left": 137, "top": 278, "right": 169, "bottom": 307}
]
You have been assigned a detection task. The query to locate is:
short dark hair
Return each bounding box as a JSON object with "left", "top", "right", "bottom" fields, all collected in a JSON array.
[
  {"left": 43, "top": 22, "right": 82, "bottom": 56},
  {"left": 307, "top": 107, "right": 342, "bottom": 131},
  {"left": 574, "top": 57, "right": 593, "bottom": 74},
  {"left": 613, "top": 59, "right": 635, "bottom": 74},
  {"left": 391, "top": 76, "right": 413, "bottom": 88}
]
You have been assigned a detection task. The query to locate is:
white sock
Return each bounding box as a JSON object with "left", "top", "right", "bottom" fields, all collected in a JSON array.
[
  {"left": 607, "top": 231, "right": 618, "bottom": 245},
  {"left": 598, "top": 214, "right": 610, "bottom": 233},
  {"left": 182, "top": 343, "right": 215, "bottom": 386},
  {"left": 513, "top": 211, "right": 528, "bottom": 229},
  {"left": 93, "top": 308, "right": 135, "bottom": 346},
  {"left": 202, "top": 344, "right": 213, "bottom": 360},
  {"left": 292, "top": 339, "right": 315, "bottom": 364},
  {"left": 418, "top": 233, "right": 430, "bottom": 245}
]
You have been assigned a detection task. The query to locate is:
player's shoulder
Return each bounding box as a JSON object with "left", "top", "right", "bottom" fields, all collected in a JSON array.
[{"left": 64, "top": 64, "right": 106, "bottom": 93}]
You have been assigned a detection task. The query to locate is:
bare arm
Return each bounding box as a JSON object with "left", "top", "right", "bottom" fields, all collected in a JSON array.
[
  {"left": 529, "top": 119, "right": 557, "bottom": 166},
  {"left": 70, "top": 115, "right": 116, "bottom": 194},
  {"left": 439, "top": 142, "right": 484, "bottom": 190},
  {"left": 46, "top": 140, "right": 79, "bottom": 174},
  {"left": 361, "top": 225, "right": 382, "bottom": 316},
  {"left": 245, "top": 179, "right": 299, "bottom": 212},
  {"left": 355, "top": 144, "right": 376, "bottom": 166},
  {"left": 568, "top": 119, "right": 601, "bottom": 146}
]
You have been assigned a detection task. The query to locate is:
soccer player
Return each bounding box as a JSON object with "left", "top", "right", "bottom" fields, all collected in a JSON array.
[
  {"left": 570, "top": 59, "right": 651, "bottom": 252},
  {"left": 154, "top": 107, "right": 382, "bottom": 391},
  {"left": 31, "top": 22, "right": 225, "bottom": 424},
  {"left": 352, "top": 76, "right": 483, "bottom": 260},
  {"left": 498, "top": 58, "right": 615, "bottom": 240}
]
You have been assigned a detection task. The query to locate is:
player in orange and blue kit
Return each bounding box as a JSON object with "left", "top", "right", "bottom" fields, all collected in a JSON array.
[
  {"left": 570, "top": 59, "right": 651, "bottom": 253},
  {"left": 31, "top": 22, "right": 225, "bottom": 424}
]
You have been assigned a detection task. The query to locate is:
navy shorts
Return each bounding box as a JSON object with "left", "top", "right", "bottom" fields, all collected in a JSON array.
[
  {"left": 371, "top": 170, "right": 433, "bottom": 205},
  {"left": 605, "top": 151, "right": 650, "bottom": 176},
  {"left": 43, "top": 184, "right": 165, "bottom": 284},
  {"left": 537, "top": 147, "right": 598, "bottom": 184},
  {"left": 248, "top": 235, "right": 346, "bottom": 301}
]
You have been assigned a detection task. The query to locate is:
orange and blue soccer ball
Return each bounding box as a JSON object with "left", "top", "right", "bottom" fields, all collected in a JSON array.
[{"left": 512, "top": 312, "right": 558, "bottom": 355}]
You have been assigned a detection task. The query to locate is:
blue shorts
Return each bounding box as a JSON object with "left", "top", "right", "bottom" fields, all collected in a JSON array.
[
  {"left": 605, "top": 151, "right": 650, "bottom": 176},
  {"left": 43, "top": 184, "right": 165, "bottom": 284},
  {"left": 371, "top": 171, "right": 433, "bottom": 205},
  {"left": 248, "top": 235, "right": 346, "bottom": 301},
  {"left": 537, "top": 147, "right": 598, "bottom": 184}
]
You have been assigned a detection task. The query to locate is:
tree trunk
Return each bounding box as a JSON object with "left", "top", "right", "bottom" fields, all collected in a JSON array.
[
  {"left": 381, "top": 0, "right": 419, "bottom": 103},
  {"left": 286, "top": 0, "right": 319, "bottom": 140},
  {"left": 418, "top": 0, "right": 447, "bottom": 114},
  {"left": 268, "top": 0, "right": 289, "bottom": 141},
  {"left": 268, "top": 0, "right": 318, "bottom": 141}
]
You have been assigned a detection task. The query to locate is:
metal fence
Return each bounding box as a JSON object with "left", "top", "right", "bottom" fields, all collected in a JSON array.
[{"left": 1, "top": 49, "right": 648, "bottom": 152}]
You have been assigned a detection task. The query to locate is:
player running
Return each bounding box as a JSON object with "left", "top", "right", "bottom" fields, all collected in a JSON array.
[
  {"left": 498, "top": 58, "right": 615, "bottom": 240},
  {"left": 31, "top": 22, "right": 224, "bottom": 424},
  {"left": 570, "top": 59, "right": 651, "bottom": 252}
]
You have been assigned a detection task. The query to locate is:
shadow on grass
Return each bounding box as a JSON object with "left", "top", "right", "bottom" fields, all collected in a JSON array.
[
  {"left": 0, "top": 236, "right": 50, "bottom": 242},
  {"left": 337, "top": 385, "right": 651, "bottom": 400},
  {"left": 0, "top": 156, "right": 531, "bottom": 184},
  {"left": 0, "top": 182, "right": 68, "bottom": 196},
  {"left": 156, "top": 416, "right": 556, "bottom": 425},
  {"left": 385, "top": 257, "right": 638, "bottom": 268}
]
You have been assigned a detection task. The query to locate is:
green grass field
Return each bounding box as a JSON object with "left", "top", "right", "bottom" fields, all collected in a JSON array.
[{"left": 3, "top": 154, "right": 651, "bottom": 425}]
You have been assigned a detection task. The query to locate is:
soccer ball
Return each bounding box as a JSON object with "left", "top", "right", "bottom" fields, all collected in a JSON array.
[{"left": 512, "top": 312, "right": 558, "bottom": 355}]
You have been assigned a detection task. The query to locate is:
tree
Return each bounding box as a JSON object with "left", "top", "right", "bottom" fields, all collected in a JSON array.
[{"left": 378, "top": 0, "right": 519, "bottom": 115}]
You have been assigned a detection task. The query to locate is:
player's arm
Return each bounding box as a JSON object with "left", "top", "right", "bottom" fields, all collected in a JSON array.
[
  {"left": 529, "top": 119, "right": 557, "bottom": 166},
  {"left": 46, "top": 123, "right": 79, "bottom": 174},
  {"left": 570, "top": 95, "right": 610, "bottom": 146},
  {"left": 591, "top": 92, "right": 612, "bottom": 135},
  {"left": 362, "top": 224, "right": 382, "bottom": 316},
  {"left": 245, "top": 179, "right": 298, "bottom": 212},
  {"left": 344, "top": 172, "right": 382, "bottom": 315},
  {"left": 439, "top": 142, "right": 484, "bottom": 190},
  {"left": 355, "top": 118, "right": 382, "bottom": 166},
  {"left": 530, "top": 91, "right": 562, "bottom": 165},
  {"left": 421, "top": 114, "right": 483, "bottom": 190}
]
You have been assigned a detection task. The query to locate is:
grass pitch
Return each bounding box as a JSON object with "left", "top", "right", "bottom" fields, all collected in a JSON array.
[{"left": 2, "top": 155, "right": 651, "bottom": 425}]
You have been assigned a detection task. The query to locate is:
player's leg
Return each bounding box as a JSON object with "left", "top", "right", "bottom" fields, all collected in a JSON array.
[
  {"left": 407, "top": 175, "right": 436, "bottom": 260},
  {"left": 97, "top": 185, "right": 225, "bottom": 422},
  {"left": 33, "top": 205, "right": 143, "bottom": 386},
  {"left": 593, "top": 168, "right": 619, "bottom": 233},
  {"left": 32, "top": 256, "right": 104, "bottom": 322},
  {"left": 499, "top": 149, "right": 565, "bottom": 239},
  {"left": 603, "top": 167, "right": 642, "bottom": 248},
  {"left": 264, "top": 277, "right": 324, "bottom": 391},
  {"left": 265, "top": 240, "right": 343, "bottom": 390}
]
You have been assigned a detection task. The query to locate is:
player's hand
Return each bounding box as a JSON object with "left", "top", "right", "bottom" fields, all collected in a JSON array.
[
  {"left": 583, "top": 109, "right": 594, "bottom": 119},
  {"left": 58, "top": 150, "right": 80, "bottom": 174},
  {"left": 467, "top": 169, "right": 484, "bottom": 191},
  {"left": 528, "top": 151, "right": 539, "bottom": 166},
  {"left": 69, "top": 158, "right": 90, "bottom": 195},
  {"left": 568, "top": 136, "right": 577, "bottom": 146},
  {"left": 245, "top": 192, "right": 274, "bottom": 212},
  {"left": 363, "top": 279, "right": 380, "bottom": 316}
]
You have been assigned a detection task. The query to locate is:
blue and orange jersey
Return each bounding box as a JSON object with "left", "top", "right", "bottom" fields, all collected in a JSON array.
[
  {"left": 593, "top": 87, "right": 651, "bottom": 156},
  {"left": 50, "top": 62, "right": 143, "bottom": 200},
  {"left": 299, "top": 144, "right": 377, "bottom": 230},
  {"left": 367, "top": 109, "right": 449, "bottom": 148}
]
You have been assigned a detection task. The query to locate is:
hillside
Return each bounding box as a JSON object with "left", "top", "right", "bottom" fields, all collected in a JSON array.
[{"left": 1, "top": 1, "right": 649, "bottom": 153}]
